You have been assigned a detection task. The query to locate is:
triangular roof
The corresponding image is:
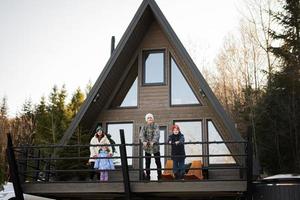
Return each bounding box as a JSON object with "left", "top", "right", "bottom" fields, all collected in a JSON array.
[{"left": 59, "top": 0, "right": 243, "bottom": 145}]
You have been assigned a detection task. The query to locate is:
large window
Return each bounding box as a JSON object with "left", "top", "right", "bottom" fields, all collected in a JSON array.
[
  {"left": 171, "top": 56, "right": 200, "bottom": 105},
  {"left": 120, "top": 78, "right": 138, "bottom": 107},
  {"left": 143, "top": 50, "right": 165, "bottom": 85},
  {"left": 208, "top": 120, "right": 235, "bottom": 164},
  {"left": 174, "top": 121, "right": 202, "bottom": 163},
  {"left": 107, "top": 123, "right": 133, "bottom": 165}
]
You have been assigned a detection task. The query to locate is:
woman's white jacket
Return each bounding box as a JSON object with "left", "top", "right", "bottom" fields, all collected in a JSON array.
[{"left": 89, "top": 135, "right": 112, "bottom": 163}]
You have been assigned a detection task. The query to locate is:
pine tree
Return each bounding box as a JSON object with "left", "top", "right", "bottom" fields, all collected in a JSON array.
[
  {"left": 0, "top": 96, "right": 8, "bottom": 118},
  {"left": 56, "top": 85, "right": 68, "bottom": 141},
  {"left": 57, "top": 87, "right": 89, "bottom": 181},
  {"left": 255, "top": 0, "right": 300, "bottom": 174},
  {"left": 48, "top": 85, "right": 69, "bottom": 144},
  {"left": 17, "top": 99, "right": 35, "bottom": 145},
  {"left": 34, "top": 96, "right": 52, "bottom": 145},
  {"left": 49, "top": 85, "right": 59, "bottom": 144},
  {"left": 68, "top": 87, "right": 85, "bottom": 118},
  {"left": 67, "top": 87, "right": 86, "bottom": 160}
]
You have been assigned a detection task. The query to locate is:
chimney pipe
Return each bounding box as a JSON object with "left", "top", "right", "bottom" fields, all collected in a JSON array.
[{"left": 111, "top": 36, "right": 115, "bottom": 55}]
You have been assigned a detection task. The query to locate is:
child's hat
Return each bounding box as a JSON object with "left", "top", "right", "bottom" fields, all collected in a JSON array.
[{"left": 96, "top": 126, "right": 103, "bottom": 133}]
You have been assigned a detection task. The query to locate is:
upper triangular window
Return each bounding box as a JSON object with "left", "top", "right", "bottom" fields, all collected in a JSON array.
[
  {"left": 110, "top": 59, "right": 138, "bottom": 108},
  {"left": 208, "top": 120, "right": 236, "bottom": 164},
  {"left": 171, "top": 56, "right": 200, "bottom": 105},
  {"left": 120, "top": 78, "right": 137, "bottom": 107}
]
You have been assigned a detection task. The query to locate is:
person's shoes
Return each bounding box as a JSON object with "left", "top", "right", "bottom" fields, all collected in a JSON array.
[
  {"left": 144, "top": 175, "right": 150, "bottom": 181},
  {"left": 157, "top": 175, "right": 162, "bottom": 181},
  {"left": 179, "top": 174, "right": 184, "bottom": 180},
  {"left": 174, "top": 172, "right": 179, "bottom": 180}
]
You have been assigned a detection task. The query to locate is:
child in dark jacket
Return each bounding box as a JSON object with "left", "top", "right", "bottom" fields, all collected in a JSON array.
[{"left": 168, "top": 125, "right": 185, "bottom": 179}]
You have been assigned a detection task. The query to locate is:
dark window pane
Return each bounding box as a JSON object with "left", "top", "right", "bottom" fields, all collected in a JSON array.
[
  {"left": 120, "top": 78, "right": 137, "bottom": 107},
  {"left": 171, "top": 57, "right": 199, "bottom": 105},
  {"left": 175, "top": 121, "right": 202, "bottom": 163},
  {"left": 144, "top": 52, "right": 164, "bottom": 84},
  {"left": 208, "top": 121, "right": 235, "bottom": 164}
]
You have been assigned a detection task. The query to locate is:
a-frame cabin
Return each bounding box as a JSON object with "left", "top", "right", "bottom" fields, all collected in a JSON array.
[
  {"left": 16, "top": 0, "right": 249, "bottom": 199},
  {"left": 60, "top": 0, "right": 244, "bottom": 162}
]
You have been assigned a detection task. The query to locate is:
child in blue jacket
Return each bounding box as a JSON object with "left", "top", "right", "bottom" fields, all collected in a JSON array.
[{"left": 94, "top": 145, "right": 115, "bottom": 181}]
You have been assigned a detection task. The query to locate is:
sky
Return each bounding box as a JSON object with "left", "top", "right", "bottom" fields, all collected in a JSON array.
[{"left": 0, "top": 0, "right": 241, "bottom": 117}]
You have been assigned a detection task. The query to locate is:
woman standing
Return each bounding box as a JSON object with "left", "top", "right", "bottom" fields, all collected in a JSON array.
[
  {"left": 168, "top": 124, "right": 185, "bottom": 179},
  {"left": 88, "top": 126, "right": 112, "bottom": 180},
  {"left": 139, "top": 113, "right": 162, "bottom": 180}
]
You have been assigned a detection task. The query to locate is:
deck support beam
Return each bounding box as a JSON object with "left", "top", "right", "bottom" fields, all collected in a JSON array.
[
  {"left": 6, "top": 133, "right": 25, "bottom": 200},
  {"left": 120, "top": 129, "right": 132, "bottom": 200},
  {"left": 246, "top": 126, "right": 253, "bottom": 200}
]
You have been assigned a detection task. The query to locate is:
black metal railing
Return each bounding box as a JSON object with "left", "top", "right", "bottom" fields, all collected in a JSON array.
[
  {"left": 8, "top": 133, "right": 249, "bottom": 183},
  {"left": 6, "top": 129, "right": 252, "bottom": 199},
  {"left": 7, "top": 130, "right": 252, "bottom": 199}
]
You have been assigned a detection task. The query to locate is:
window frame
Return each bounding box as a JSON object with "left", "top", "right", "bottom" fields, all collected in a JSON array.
[
  {"left": 169, "top": 54, "right": 202, "bottom": 107},
  {"left": 142, "top": 49, "right": 166, "bottom": 86}
]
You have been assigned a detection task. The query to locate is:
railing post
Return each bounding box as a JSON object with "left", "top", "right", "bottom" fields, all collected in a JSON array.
[
  {"left": 45, "top": 154, "right": 51, "bottom": 182},
  {"left": 6, "top": 133, "right": 25, "bottom": 200},
  {"left": 33, "top": 150, "right": 41, "bottom": 181},
  {"left": 139, "top": 141, "right": 144, "bottom": 180},
  {"left": 119, "top": 129, "right": 131, "bottom": 200},
  {"left": 246, "top": 126, "right": 253, "bottom": 200},
  {"left": 19, "top": 145, "right": 28, "bottom": 183},
  {"left": 204, "top": 139, "right": 209, "bottom": 179}
]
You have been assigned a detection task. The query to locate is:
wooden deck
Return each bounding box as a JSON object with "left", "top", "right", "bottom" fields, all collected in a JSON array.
[{"left": 22, "top": 181, "right": 247, "bottom": 199}]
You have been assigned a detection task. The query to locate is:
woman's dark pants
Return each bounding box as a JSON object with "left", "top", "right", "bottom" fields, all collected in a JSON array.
[{"left": 145, "top": 151, "right": 162, "bottom": 179}]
